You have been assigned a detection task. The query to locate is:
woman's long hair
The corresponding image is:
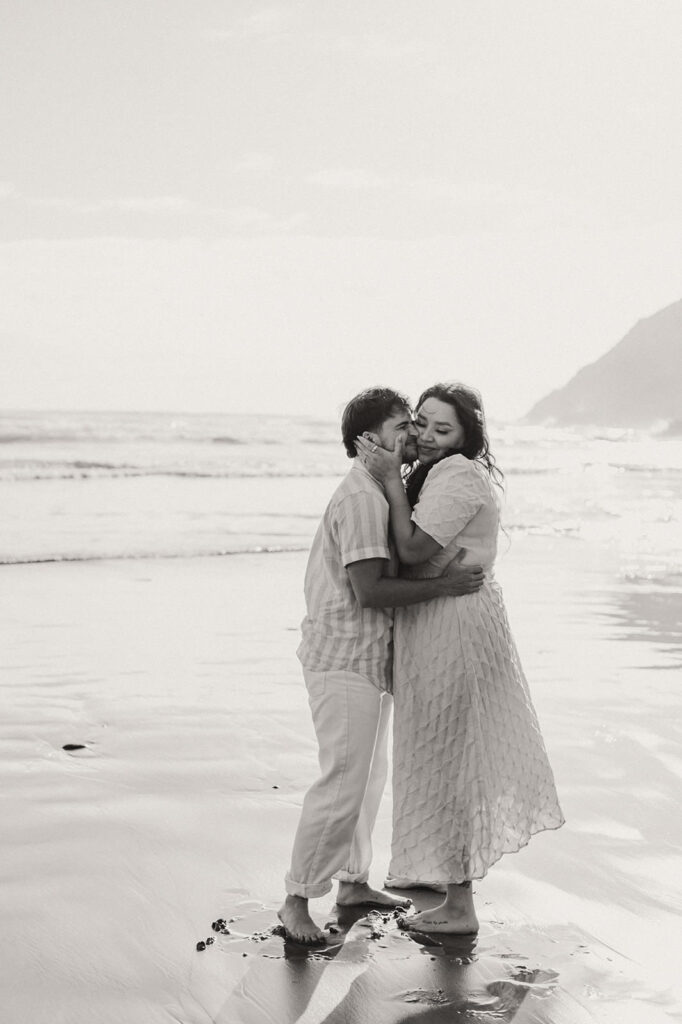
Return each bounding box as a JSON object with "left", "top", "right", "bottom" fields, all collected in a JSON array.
[{"left": 405, "top": 382, "right": 504, "bottom": 507}]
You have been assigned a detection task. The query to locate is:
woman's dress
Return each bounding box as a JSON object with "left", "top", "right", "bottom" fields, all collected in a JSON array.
[{"left": 389, "top": 455, "right": 564, "bottom": 884}]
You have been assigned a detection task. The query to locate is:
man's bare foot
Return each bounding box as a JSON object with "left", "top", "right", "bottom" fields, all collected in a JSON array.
[
  {"left": 277, "top": 896, "right": 326, "bottom": 945},
  {"left": 336, "top": 881, "right": 411, "bottom": 909}
]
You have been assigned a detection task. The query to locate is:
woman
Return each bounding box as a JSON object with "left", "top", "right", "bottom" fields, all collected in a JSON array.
[{"left": 356, "top": 382, "right": 564, "bottom": 934}]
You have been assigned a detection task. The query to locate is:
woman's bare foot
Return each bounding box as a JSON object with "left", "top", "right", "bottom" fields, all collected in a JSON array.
[
  {"left": 277, "top": 896, "right": 326, "bottom": 945},
  {"left": 336, "top": 881, "right": 411, "bottom": 909},
  {"left": 384, "top": 875, "right": 447, "bottom": 894},
  {"left": 403, "top": 883, "right": 479, "bottom": 934},
  {"left": 404, "top": 905, "right": 479, "bottom": 934}
]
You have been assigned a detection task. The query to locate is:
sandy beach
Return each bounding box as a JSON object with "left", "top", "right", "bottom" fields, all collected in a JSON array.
[{"left": 2, "top": 530, "right": 680, "bottom": 1024}]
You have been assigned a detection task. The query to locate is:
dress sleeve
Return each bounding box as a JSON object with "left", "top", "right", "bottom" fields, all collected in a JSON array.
[
  {"left": 336, "top": 491, "right": 391, "bottom": 567},
  {"left": 412, "top": 456, "right": 487, "bottom": 547}
]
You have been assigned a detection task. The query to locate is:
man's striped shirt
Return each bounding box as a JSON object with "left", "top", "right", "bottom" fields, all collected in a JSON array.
[{"left": 297, "top": 460, "right": 394, "bottom": 691}]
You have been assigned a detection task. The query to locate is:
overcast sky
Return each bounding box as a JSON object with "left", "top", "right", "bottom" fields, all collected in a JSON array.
[{"left": 2, "top": 0, "right": 681, "bottom": 420}]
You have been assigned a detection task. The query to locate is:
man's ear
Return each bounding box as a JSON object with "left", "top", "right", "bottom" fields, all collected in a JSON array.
[{"left": 362, "top": 431, "right": 381, "bottom": 444}]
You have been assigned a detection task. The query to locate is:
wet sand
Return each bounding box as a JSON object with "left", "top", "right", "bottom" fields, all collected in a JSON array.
[{"left": 1, "top": 537, "right": 681, "bottom": 1023}]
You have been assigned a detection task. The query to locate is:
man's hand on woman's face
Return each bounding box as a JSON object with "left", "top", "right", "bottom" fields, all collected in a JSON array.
[{"left": 355, "top": 432, "right": 404, "bottom": 482}]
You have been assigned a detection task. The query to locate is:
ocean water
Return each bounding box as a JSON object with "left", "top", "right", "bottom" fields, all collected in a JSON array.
[{"left": 1, "top": 410, "right": 681, "bottom": 588}]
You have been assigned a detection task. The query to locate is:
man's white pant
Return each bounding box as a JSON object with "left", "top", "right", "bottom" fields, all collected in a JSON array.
[{"left": 285, "top": 668, "right": 393, "bottom": 899}]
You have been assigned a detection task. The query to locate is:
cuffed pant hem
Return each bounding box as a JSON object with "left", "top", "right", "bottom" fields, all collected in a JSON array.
[
  {"left": 333, "top": 870, "right": 370, "bottom": 885},
  {"left": 285, "top": 875, "right": 334, "bottom": 899}
]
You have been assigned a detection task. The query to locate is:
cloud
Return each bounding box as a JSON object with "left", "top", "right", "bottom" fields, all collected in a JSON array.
[
  {"left": 14, "top": 193, "right": 196, "bottom": 215},
  {"left": 103, "top": 196, "right": 195, "bottom": 213},
  {"left": 304, "top": 169, "right": 516, "bottom": 203},
  {"left": 205, "top": 6, "right": 289, "bottom": 42},
  {"left": 239, "top": 7, "right": 289, "bottom": 35},
  {"left": 409, "top": 178, "right": 511, "bottom": 206},
  {"left": 306, "top": 168, "right": 391, "bottom": 190},
  {"left": 0, "top": 174, "right": 587, "bottom": 242},
  {"left": 209, "top": 205, "right": 275, "bottom": 228},
  {"left": 232, "top": 152, "right": 278, "bottom": 175},
  {"left": 318, "top": 32, "right": 439, "bottom": 62},
  {"left": 0, "top": 187, "right": 304, "bottom": 237},
  {"left": 204, "top": 18, "right": 436, "bottom": 62}
]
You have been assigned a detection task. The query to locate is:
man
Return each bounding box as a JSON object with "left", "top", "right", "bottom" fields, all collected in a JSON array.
[{"left": 278, "top": 387, "right": 484, "bottom": 944}]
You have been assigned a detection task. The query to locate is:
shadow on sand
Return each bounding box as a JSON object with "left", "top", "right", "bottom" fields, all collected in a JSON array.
[{"left": 207, "top": 891, "right": 588, "bottom": 1024}]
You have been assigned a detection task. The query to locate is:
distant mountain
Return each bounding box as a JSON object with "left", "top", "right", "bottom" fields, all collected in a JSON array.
[{"left": 526, "top": 298, "right": 682, "bottom": 429}]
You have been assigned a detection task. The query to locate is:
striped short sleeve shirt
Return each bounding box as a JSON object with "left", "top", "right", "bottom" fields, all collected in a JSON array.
[{"left": 297, "top": 460, "right": 394, "bottom": 691}]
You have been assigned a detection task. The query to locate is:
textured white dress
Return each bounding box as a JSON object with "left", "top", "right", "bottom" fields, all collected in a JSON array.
[{"left": 389, "top": 455, "right": 564, "bottom": 884}]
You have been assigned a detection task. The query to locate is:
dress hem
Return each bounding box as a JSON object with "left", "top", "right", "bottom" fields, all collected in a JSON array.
[{"left": 389, "top": 814, "right": 566, "bottom": 886}]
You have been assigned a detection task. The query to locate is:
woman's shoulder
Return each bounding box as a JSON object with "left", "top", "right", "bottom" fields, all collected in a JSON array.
[
  {"left": 426, "top": 455, "right": 491, "bottom": 493},
  {"left": 428, "top": 454, "right": 479, "bottom": 479}
]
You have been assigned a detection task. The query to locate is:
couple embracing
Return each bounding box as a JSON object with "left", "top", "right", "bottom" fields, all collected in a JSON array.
[{"left": 279, "top": 383, "right": 564, "bottom": 944}]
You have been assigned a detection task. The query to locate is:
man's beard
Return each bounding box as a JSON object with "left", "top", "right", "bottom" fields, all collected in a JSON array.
[{"left": 402, "top": 444, "right": 418, "bottom": 467}]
